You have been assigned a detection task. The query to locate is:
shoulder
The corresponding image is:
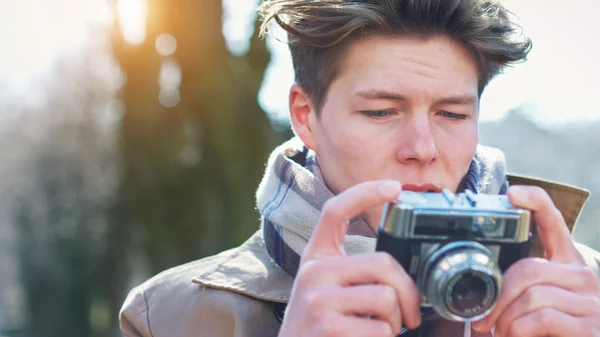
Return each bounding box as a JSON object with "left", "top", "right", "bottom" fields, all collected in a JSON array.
[
  {"left": 119, "top": 232, "right": 291, "bottom": 337},
  {"left": 507, "top": 174, "right": 600, "bottom": 274}
]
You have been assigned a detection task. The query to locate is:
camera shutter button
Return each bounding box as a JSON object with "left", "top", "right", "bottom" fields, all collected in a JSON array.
[
  {"left": 465, "top": 190, "right": 477, "bottom": 207},
  {"left": 442, "top": 189, "right": 455, "bottom": 204}
]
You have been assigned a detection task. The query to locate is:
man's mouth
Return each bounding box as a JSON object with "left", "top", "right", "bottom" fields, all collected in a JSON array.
[{"left": 402, "top": 183, "right": 443, "bottom": 193}]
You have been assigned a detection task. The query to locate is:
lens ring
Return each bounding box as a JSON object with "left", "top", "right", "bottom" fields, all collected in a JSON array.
[{"left": 421, "top": 241, "right": 502, "bottom": 322}]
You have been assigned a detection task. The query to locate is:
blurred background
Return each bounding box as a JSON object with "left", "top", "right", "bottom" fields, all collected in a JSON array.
[{"left": 0, "top": 0, "right": 598, "bottom": 336}]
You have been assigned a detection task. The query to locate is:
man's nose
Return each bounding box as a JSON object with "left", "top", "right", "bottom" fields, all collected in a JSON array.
[{"left": 397, "top": 114, "right": 438, "bottom": 164}]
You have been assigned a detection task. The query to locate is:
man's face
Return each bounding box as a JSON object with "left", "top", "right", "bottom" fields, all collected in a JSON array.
[{"left": 292, "top": 35, "right": 479, "bottom": 228}]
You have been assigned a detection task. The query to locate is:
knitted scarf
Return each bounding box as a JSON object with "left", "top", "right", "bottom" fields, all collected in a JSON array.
[{"left": 258, "top": 137, "right": 509, "bottom": 279}]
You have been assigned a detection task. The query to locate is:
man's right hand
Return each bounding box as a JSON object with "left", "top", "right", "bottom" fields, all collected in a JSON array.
[{"left": 277, "top": 180, "right": 422, "bottom": 337}]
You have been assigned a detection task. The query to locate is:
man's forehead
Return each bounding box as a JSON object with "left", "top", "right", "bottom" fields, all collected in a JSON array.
[
  {"left": 341, "top": 34, "right": 476, "bottom": 66},
  {"left": 333, "top": 35, "right": 479, "bottom": 92}
]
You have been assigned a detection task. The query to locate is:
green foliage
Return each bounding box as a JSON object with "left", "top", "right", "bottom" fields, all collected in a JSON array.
[{"left": 113, "top": 0, "right": 291, "bottom": 276}]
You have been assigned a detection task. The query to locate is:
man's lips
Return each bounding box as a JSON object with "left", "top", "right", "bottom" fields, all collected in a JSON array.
[{"left": 402, "top": 183, "right": 443, "bottom": 193}]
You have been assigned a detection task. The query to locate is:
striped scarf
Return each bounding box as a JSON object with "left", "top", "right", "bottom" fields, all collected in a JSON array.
[{"left": 258, "top": 137, "right": 509, "bottom": 278}]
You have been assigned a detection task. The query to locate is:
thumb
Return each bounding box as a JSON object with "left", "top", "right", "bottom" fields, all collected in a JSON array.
[{"left": 302, "top": 180, "right": 402, "bottom": 262}]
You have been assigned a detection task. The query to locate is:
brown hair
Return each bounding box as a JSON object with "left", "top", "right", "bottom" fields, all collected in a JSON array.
[{"left": 259, "top": 0, "right": 532, "bottom": 113}]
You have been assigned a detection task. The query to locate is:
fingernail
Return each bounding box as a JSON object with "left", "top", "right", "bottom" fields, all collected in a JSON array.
[
  {"left": 508, "top": 185, "right": 527, "bottom": 200},
  {"left": 380, "top": 180, "right": 401, "bottom": 198}
]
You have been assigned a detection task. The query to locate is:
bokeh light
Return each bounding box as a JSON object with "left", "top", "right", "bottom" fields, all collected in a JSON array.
[
  {"left": 155, "top": 34, "right": 177, "bottom": 56},
  {"left": 158, "top": 87, "right": 180, "bottom": 108},
  {"left": 158, "top": 59, "right": 182, "bottom": 108},
  {"left": 158, "top": 60, "right": 182, "bottom": 89}
]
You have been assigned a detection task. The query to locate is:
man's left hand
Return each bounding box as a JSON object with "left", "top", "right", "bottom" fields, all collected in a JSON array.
[{"left": 472, "top": 185, "right": 600, "bottom": 337}]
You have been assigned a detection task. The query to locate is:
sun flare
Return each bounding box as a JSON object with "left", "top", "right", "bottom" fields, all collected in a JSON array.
[{"left": 116, "top": 0, "right": 148, "bottom": 45}]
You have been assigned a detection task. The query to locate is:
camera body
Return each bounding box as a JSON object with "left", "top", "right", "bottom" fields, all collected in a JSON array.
[{"left": 376, "top": 189, "right": 533, "bottom": 322}]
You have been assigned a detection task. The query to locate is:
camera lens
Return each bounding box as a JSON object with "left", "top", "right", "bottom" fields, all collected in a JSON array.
[
  {"left": 451, "top": 273, "right": 485, "bottom": 306},
  {"left": 446, "top": 270, "right": 496, "bottom": 318},
  {"left": 420, "top": 241, "right": 501, "bottom": 322}
]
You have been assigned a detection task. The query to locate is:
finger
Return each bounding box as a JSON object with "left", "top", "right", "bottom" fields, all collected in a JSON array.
[
  {"left": 303, "top": 180, "right": 401, "bottom": 260},
  {"left": 507, "top": 185, "right": 580, "bottom": 264},
  {"left": 494, "top": 285, "right": 599, "bottom": 337},
  {"left": 318, "top": 285, "right": 403, "bottom": 334},
  {"left": 297, "top": 252, "right": 421, "bottom": 329},
  {"left": 500, "top": 308, "right": 589, "bottom": 337},
  {"left": 312, "top": 312, "right": 396, "bottom": 337},
  {"left": 473, "top": 258, "right": 600, "bottom": 333}
]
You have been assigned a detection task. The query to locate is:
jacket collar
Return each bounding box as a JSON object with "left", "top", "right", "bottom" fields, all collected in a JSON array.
[
  {"left": 193, "top": 174, "right": 590, "bottom": 304},
  {"left": 506, "top": 174, "right": 590, "bottom": 232},
  {"left": 192, "top": 231, "right": 293, "bottom": 304}
]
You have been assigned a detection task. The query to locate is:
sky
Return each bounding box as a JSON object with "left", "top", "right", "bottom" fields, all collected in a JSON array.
[
  {"left": 0, "top": 0, "right": 113, "bottom": 111},
  {"left": 1, "top": 0, "right": 599, "bottom": 128}
]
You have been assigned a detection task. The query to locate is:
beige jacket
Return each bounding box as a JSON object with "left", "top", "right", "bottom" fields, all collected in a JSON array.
[{"left": 119, "top": 175, "right": 600, "bottom": 337}]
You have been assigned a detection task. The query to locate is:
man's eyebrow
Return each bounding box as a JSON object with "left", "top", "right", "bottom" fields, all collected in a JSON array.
[
  {"left": 434, "top": 95, "right": 478, "bottom": 105},
  {"left": 353, "top": 90, "right": 478, "bottom": 105},
  {"left": 353, "top": 90, "right": 409, "bottom": 101}
]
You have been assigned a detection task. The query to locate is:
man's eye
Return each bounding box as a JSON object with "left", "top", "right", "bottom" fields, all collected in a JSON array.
[
  {"left": 440, "top": 111, "right": 468, "bottom": 120},
  {"left": 360, "top": 110, "right": 395, "bottom": 118}
]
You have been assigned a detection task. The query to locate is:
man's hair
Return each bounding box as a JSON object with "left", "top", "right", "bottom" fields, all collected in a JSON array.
[{"left": 258, "top": 0, "right": 532, "bottom": 113}]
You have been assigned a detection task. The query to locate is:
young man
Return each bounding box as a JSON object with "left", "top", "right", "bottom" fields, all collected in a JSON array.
[{"left": 120, "top": 1, "right": 600, "bottom": 336}]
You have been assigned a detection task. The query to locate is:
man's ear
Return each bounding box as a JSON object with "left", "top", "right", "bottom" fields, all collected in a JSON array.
[{"left": 289, "top": 83, "right": 317, "bottom": 151}]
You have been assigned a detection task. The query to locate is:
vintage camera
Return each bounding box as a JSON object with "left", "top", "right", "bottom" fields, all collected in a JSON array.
[{"left": 376, "top": 189, "right": 533, "bottom": 323}]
